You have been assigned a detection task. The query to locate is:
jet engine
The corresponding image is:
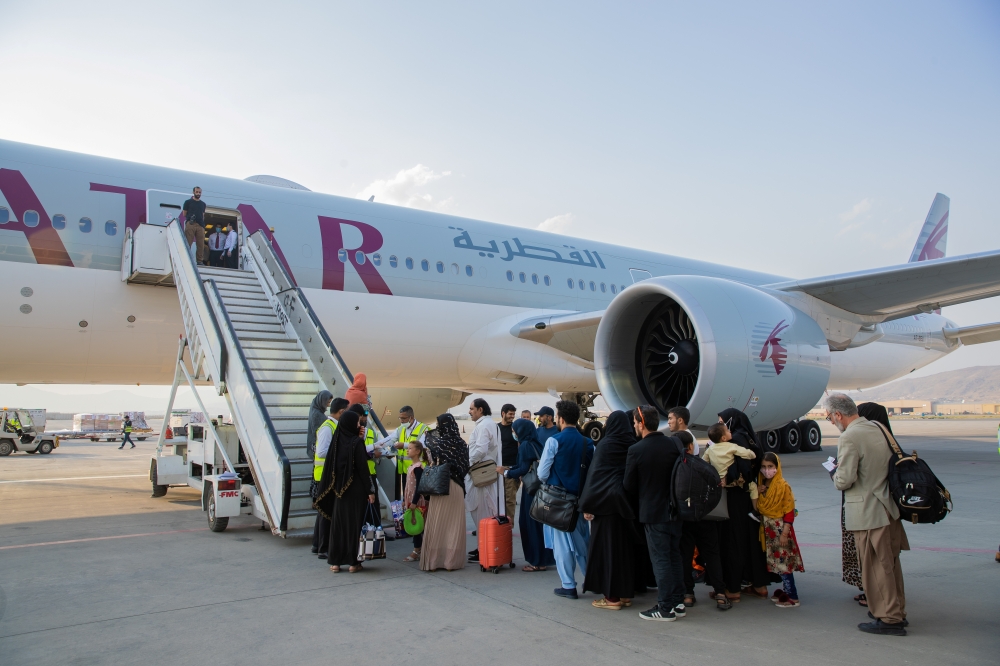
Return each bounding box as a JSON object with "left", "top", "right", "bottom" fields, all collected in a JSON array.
[{"left": 594, "top": 276, "right": 831, "bottom": 430}]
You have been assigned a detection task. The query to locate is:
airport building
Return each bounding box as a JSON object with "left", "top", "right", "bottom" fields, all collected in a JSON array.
[{"left": 880, "top": 399, "right": 1000, "bottom": 415}]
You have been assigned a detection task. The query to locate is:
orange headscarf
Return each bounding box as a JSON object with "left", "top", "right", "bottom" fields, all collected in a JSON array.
[
  {"left": 757, "top": 454, "right": 795, "bottom": 519},
  {"left": 345, "top": 373, "right": 368, "bottom": 407}
]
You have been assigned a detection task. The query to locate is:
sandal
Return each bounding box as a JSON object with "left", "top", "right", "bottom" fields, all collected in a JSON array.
[
  {"left": 330, "top": 565, "right": 340, "bottom": 573},
  {"left": 621, "top": 599, "right": 632, "bottom": 607},
  {"left": 522, "top": 565, "right": 547, "bottom": 572},
  {"left": 591, "top": 598, "right": 622, "bottom": 610},
  {"left": 710, "top": 591, "right": 740, "bottom": 603},
  {"left": 741, "top": 585, "right": 769, "bottom": 599},
  {"left": 716, "top": 596, "right": 733, "bottom": 611},
  {"left": 855, "top": 593, "right": 868, "bottom": 607},
  {"left": 349, "top": 564, "right": 364, "bottom": 573},
  {"left": 683, "top": 595, "right": 697, "bottom": 607},
  {"left": 403, "top": 550, "right": 421, "bottom": 562},
  {"left": 775, "top": 597, "right": 800, "bottom": 608}
]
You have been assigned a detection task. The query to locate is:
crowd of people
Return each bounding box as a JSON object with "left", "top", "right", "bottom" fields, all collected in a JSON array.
[{"left": 306, "top": 378, "right": 910, "bottom": 636}]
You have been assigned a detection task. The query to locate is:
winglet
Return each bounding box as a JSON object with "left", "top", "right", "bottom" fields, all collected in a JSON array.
[{"left": 908, "top": 193, "right": 949, "bottom": 263}]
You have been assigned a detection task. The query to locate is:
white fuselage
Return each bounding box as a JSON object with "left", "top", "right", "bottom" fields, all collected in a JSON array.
[{"left": 0, "top": 140, "right": 955, "bottom": 392}]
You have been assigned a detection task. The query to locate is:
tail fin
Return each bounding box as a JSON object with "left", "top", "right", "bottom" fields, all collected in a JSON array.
[{"left": 908, "top": 193, "right": 949, "bottom": 262}]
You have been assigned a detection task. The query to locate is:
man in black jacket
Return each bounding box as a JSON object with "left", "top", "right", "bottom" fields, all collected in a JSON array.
[{"left": 624, "top": 405, "right": 686, "bottom": 622}]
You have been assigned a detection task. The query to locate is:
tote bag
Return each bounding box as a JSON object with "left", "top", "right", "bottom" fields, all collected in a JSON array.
[{"left": 417, "top": 463, "right": 451, "bottom": 495}]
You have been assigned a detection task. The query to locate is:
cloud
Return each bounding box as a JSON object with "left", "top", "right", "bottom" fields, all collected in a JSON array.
[
  {"left": 839, "top": 198, "right": 872, "bottom": 222},
  {"left": 356, "top": 164, "right": 452, "bottom": 210},
  {"left": 537, "top": 213, "right": 574, "bottom": 233}
]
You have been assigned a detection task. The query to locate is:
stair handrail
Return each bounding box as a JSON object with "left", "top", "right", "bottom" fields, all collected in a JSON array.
[
  {"left": 203, "top": 279, "right": 292, "bottom": 534},
  {"left": 243, "top": 231, "right": 389, "bottom": 437}
]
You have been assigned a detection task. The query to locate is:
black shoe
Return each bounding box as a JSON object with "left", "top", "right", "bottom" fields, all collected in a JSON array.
[
  {"left": 639, "top": 605, "right": 677, "bottom": 622},
  {"left": 468, "top": 549, "right": 479, "bottom": 562},
  {"left": 318, "top": 553, "right": 328, "bottom": 559},
  {"left": 130, "top": 445, "right": 135, "bottom": 449},
  {"left": 673, "top": 603, "right": 686, "bottom": 618},
  {"left": 311, "top": 547, "right": 319, "bottom": 554},
  {"left": 553, "top": 587, "right": 578, "bottom": 599},
  {"left": 858, "top": 619, "right": 906, "bottom": 636},
  {"left": 868, "top": 611, "right": 908, "bottom": 627},
  {"left": 118, "top": 446, "right": 124, "bottom": 450}
]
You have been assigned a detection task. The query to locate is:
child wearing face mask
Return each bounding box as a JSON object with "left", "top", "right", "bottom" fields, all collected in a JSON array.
[{"left": 753, "top": 452, "right": 804, "bottom": 608}]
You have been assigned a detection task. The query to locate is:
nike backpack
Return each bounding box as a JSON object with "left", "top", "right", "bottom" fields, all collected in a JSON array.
[
  {"left": 670, "top": 438, "right": 723, "bottom": 521},
  {"left": 873, "top": 422, "right": 952, "bottom": 524}
]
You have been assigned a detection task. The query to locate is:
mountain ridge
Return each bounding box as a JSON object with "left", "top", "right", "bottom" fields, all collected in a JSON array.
[{"left": 846, "top": 365, "right": 1000, "bottom": 403}]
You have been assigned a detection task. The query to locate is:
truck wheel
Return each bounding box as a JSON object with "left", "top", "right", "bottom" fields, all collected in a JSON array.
[
  {"left": 798, "top": 420, "right": 822, "bottom": 452},
  {"left": 583, "top": 421, "right": 604, "bottom": 443},
  {"left": 150, "top": 459, "right": 168, "bottom": 498},
  {"left": 780, "top": 423, "right": 801, "bottom": 453},
  {"left": 208, "top": 494, "right": 229, "bottom": 533},
  {"left": 38, "top": 441, "right": 54, "bottom": 455},
  {"left": 762, "top": 429, "right": 781, "bottom": 454},
  {"left": 0, "top": 440, "right": 12, "bottom": 456}
]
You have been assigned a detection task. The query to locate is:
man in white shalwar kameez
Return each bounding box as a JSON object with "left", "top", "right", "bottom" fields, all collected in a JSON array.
[{"left": 466, "top": 398, "right": 501, "bottom": 562}]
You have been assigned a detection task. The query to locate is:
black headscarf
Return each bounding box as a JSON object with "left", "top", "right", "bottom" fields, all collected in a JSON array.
[
  {"left": 718, "top": 407, "right": 763, "bottom": 477},
  {"left": 428, "top": 413, "right": 470, "bottom": 494},
  {"left": 578, "top": 411, "right": 636, "bottom": 519},
  {"left": 858, "top": 402, "right": 892, "bottom": 434},
  {"left": 313, "top": 411, "right": 369, "bottom": 517},
  {"left": 306, "top": 390, "right": 333, "bottom": 459},
  {"left": 512, "top": 418, "right": 542, "bottom": 452}
]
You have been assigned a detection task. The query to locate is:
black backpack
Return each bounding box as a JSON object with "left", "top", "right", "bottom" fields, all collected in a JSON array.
[
  {"left": 873, "top": 422, "right": 952, "bottom": 525},
  {"left": 670, "top": 438, "right": 722, "bottom": 521}
]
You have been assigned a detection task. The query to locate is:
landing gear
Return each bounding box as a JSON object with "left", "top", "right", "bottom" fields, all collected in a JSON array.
[
  {"left": 561, "top": 392, "right": 605, "bottom": 442},
  {"left": 582, "top": 421, "right": 604, "bottom": 443},
  {"left": 798, "top": 420, "right": 822, "bottom": 452},
  {"left": 763, "top": 420, "right": 821, "bottom": 454},
  {"left": 762, "top": 429, "right": 781, "bottom": 454},
  {"left": 780, "top": 423, "right": 801, "bottom": 453}
]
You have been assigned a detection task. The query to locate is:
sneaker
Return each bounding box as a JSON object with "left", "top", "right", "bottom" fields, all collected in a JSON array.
[
  {"left": 118, "top": 446, "right": 124, "bottom": 450},
  {"left": 639, "top": 606, "right": 677, "bottom": 622},
  {"left": 130, "top": 445, "right": 136, "bottom": 449},
  {"left": 553, "top": 587, "right": 578, "bottom": 600},
  {"left": 858, "top": 619, "right": 906, "bottom": 636},
  {"left": 468, "top": 549, "right": 479, "bottom": 562},
  {"left": 673, "top": 603, "right": 686, "bottom": 618},
  {"left": 868, "top": 611, "right": 908, "bottom": 627}
]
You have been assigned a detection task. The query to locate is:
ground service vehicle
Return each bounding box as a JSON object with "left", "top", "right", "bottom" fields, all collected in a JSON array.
[{"left": 0, "top": 408, "right": 60, "bottom": 456}]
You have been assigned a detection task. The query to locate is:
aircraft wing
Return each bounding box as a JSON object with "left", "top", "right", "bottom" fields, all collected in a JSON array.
[
  {"left": 943, "top": 321, "right": 1000, "bottom": 346},
  {"left": 766, "top": 249, "right": 1000, "bottom": 319}
]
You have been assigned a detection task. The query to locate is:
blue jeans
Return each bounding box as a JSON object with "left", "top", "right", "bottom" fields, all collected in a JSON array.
[
  {"left": 781, "top": 573, "right": 798, "bottom": 600},
  {"left": 645, "top": 522, "right": 685, "bottom": 611}
]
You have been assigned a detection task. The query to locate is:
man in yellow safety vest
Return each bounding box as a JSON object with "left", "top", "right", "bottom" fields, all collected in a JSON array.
[
  {"left": 312, "top": 397, "right": 349, "bottom": 557},
  {"left": 119, "top": 415, "right": 135, "bottom": 450},
  {"left": 390, "top": 406, "right": 427, "bottom": 501}
]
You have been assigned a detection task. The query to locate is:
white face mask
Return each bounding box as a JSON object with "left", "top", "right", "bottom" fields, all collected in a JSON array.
[{"left": 762, "top": 467, "right": 778, "bottom": 479}]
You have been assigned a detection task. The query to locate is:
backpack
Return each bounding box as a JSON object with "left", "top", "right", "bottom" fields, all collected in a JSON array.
[
  {"left": 670, "top": 438, "right": 723, "bottom": 521},
  {"left": 873, "top": 422, "right": 952, "bottom": 525}
]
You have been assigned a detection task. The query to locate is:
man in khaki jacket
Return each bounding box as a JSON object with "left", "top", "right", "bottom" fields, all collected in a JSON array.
[{"left": 829, "top": 393, "right": 909, "bottom": 636}]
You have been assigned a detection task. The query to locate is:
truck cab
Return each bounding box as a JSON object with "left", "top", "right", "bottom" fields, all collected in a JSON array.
[{"left": 0, "top": 408, "right": 60, "bottom": 456}]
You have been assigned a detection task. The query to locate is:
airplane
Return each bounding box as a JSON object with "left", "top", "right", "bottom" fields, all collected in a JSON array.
[{"left": 2, "top": 139, "right": 999, "bottom": 447}]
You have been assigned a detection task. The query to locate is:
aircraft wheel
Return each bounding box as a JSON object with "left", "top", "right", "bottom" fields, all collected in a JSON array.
[
  {"left": 208, "top": 494, "right": 229, "bottom": 532},
  {"left": 780, "top": 423, "right": 801, "bottom": 453},
  {"left": 798, "top": 420, "right": 822, "bottom": 452},
  {"left": 583, "top": 421, "right": 604, "bottom": 443},
  {"left": 762, "top": 429, "right": 781, "bottom": 454}
]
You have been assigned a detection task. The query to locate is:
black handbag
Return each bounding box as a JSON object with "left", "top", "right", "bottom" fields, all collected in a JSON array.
[
  {"left": 520, "top": 441, "right": 544, "bottom": 496},
  {"left": 417, "top": 462, "right": 451, "bottom": 496},
  {"left": 530, "top": 483, "right": 580, "bottom": 532}
]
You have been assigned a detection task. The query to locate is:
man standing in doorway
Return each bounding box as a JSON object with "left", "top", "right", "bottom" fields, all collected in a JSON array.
[
  {"left": 183, "top": 187, "right": 208, "bottom": 266},
  {"left": 208, "top": 226, "right": 225, "bottom": 267},
  {"left": 625, "top": 405, "right": 686, "bottom": 621},
  {"left": 535, "top": 406, "right": 559, "bottom": 443},
  {"left": 498, "top": 404, "right": 519, "bottom": 520},
  {"left": 224, "top": 224, "right": 239, "bottom": 268},
  {"left": 830, "top": 393, "right": 909, "bottom": 636}
]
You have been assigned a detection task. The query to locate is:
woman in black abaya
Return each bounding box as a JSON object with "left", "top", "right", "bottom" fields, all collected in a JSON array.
[
  {"left": 313, "top": 411, "right": 376, "bottom": 573},
  {"left": 716, "top": 407, "right": 773, "bottom": 600},
  {"left": 580, "top": 411, "right": 647, "bottom": 609}
]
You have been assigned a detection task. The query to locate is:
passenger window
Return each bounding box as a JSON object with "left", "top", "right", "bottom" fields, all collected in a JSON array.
[
  {"left": 621, "top": 285, "right": 627, "bottom": 292},
  {"left": 52, "top": 214, "right": 66, "bottom": 229},
  {"left": 389, "top": 255, "right": 398, "bottom": 268},
  {"left": 79, "top": 217, "right": 92, "bottom": 233},
  {"left": 355, "top": 251, "right": 366, "bottom": 265},
  {"left": 338, "top": 248, "right": 348, "bottom": 263},
  {"left": 421, "top": 259, "right": 429, "bottom": 271},
  {"left": 519, "top": 272, "right": 526, "bottom": 283},
  {"left": 611, "top": 284, "right": 617, "bottom": 294},
  {"left": 23, "top": 210, "right": 39, "bottom": 227},
  {"left": 105, "top": 220, "right": 118, "bottom": 236},
  {"left": 465, "top": 265, "right": 473, "bottom": 277},
  {"left": 372, "top": 253, "right": 382, "bottom": 266},
  {"left": 544, "top": 275, "right": 551, "bottom": 286},
  {"left": 405, "top": 257, "right": 414, "bottom": 269},
  {"left": 600, "top": 283, "right": 606, "bottom": 293},
  {"left": 531, "top": 273, "right": 539, "bottom": 285},
  {"left": 436, "top": 261, "right": 444, "bottom": 273},
  {"left": 589, "top": 281, "right": 596, "bottom": 291},
  {"left": 506, "top": 270, "right": 514, "bottom": 281},
  {"left": 567, "top": 278, "right": 574, "bottom": 288},
  {"left": 0, "top": 206, "right": 8, "bottom": 224},
  {"left": 578, "top": 279, "right": 585, "bottom": 290},
  {"left": 450, "top": 263, "right": 459, "bottom": 275}
]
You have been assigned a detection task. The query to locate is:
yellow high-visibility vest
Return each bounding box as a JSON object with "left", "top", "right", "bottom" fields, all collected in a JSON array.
[
  {"left": 365, "top": 427, "right": 378, "bottom": 475},
  {"left": 314, "top": 419, "right": 338, "bottom": 482},
  {"left": 124, "top": 421, "right": 133, "bottom": 433},
  {"left": 396, "top": 422, "right": 427, "bottom": 475}
]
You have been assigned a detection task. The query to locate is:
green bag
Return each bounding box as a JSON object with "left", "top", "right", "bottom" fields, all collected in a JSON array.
[{"left": 403, "top": 507, "right": 425, "bottom": 536}]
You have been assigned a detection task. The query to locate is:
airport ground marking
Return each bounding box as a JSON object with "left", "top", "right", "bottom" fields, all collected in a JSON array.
[
  {"left": 0, "top": 474, "right": 146, "bottom": 484},
  {"left": 0, "top": 528, "right": 209, "bottom": 550}
]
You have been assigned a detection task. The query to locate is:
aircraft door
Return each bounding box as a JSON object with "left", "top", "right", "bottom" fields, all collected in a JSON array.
[{"left": 147, "top": 190, "right": 190, "bottom": 227}]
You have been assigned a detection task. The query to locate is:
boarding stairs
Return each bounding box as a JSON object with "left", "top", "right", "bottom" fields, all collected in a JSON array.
[{"left": 128, "top": 202, "right": 384, "bottom": 537}]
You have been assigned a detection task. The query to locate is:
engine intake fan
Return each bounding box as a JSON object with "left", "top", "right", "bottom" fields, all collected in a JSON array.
[{"left": 637, "top": 299, "right": 700, "bottom": 413}]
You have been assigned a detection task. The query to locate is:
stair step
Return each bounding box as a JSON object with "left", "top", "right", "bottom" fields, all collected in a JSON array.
[
  {"left": 233, "top": 323, "right": 286, "bottom": 334},
  {"left": 265, "top": 405, "right": 312, "bottom": 418},
  {"left": 247, "top": 368, "right": 314, "bottom": 381},
  {"left": 235, "top": 332, "right": 294, "bottom": 342},
  {"left": 229, "top": 314, "right": 283, "bottom": 325}
]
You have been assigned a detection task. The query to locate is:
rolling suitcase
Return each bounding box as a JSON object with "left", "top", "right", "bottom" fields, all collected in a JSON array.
[{"left": 478, "top": 476, "right": 515, "bottom": 573}]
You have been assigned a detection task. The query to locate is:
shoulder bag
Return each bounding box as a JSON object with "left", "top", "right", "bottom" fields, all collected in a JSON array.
[
  {"left": 520, "top": 441, "right": 544, "bottom": 496},
  {"left": 529, "top": 437, "right": 585, "bottom": 531},
  {"left": 416, "top": 462, "right": 451, "bottom": 495},
  {"left": 469, "top": 422, "right": 501, "bottom": 488}
]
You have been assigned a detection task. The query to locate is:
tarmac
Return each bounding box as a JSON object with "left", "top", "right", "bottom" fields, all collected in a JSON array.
[{"left": 1, "top": 418, "right": 997, "bottom": 665}]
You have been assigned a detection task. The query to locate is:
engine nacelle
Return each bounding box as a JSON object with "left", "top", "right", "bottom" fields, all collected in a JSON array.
[{"left": 595, "top": 276, "right": 831, "bottom": 430}]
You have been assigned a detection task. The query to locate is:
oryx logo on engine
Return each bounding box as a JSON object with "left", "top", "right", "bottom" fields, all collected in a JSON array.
[{"left": 753, "top": 320, "right": 790, "bottom": 377}]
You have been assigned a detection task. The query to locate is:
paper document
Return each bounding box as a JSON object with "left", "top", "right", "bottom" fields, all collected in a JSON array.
[{"left": 822, "top": 456, "right": 838, "bottom": 475}]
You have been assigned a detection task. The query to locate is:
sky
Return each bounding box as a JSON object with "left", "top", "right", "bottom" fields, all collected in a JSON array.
[{"left": 1, "top": 1, "right": 999, "bottom": 413}]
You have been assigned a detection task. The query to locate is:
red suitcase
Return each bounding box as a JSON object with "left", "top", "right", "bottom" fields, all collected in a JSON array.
[{"left": 478, "top": 480, "right": 515, "bottom": 573}]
